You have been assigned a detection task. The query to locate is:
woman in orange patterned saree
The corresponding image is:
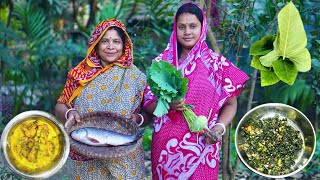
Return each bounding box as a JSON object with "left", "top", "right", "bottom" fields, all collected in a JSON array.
[{"left": 55, "top": 19, "right": 146, "bottom": 179}]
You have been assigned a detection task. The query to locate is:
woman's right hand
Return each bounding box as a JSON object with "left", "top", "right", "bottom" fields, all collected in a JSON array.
[
  {"left": 65, "top": 110, "right": 80, "bottom": 128},
  {"left": 169, "top": 98, "right": 187, "bottom": 111}
]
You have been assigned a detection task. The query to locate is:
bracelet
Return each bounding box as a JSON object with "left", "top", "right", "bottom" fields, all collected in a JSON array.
[
  {"left": 215, "top": 122, "right": 226, "bottom": 135},
  {"left": 137, "top": 114, "right": 144, "bottom": 126},
  {"left": 65, "top": 108, "right": 77, "bottom": 120}
]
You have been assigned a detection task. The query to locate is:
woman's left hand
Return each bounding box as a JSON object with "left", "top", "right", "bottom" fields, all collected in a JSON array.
[
  {"left": 169, "top": 98, "right": 187, "bottom": 111},
  {"left": 203, "top": 125, "right": 224, "bottom": 144},
  {"left": 126, "top": 114, "right": 143, "bottom": 126}
]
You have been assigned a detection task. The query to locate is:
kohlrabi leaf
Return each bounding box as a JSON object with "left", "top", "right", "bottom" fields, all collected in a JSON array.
[
  {"left": 272, "top": 59, "right": 298, "bottom": 85},
  {"left": 153, "top": 97, "right": 170, "bottom": 117},
  {"left": 150, "top": 72, "right": 178, "bottom": 93},
  {"left": 174, "top": 77, "right": 188, "bottom": 102},
  {"left": 251, "top": 55, "right": 268, "bottom": 71},
  {"left": 146, "top": 60, "right": 189, "bottom": 117},
  {"left": 148, "top": 63, "right": 177, "bottom": 93},
  {"left": 249, "top": 34, "right": 276, "bottom": 56},
  {"left": 261, "top": 69, "right": 280, "bottom": 86}
]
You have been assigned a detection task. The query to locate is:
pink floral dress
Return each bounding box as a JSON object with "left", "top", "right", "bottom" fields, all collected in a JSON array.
[{"left": 144, "top": 3, "right": 249, "bottom": 180}]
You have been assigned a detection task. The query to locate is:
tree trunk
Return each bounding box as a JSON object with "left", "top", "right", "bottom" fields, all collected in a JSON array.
[
  {"left": 86, "top": 0, "right": 97, "bottom": 28},
  {"left": 222, "top": 128, "right": 231, "bottom": 180}
]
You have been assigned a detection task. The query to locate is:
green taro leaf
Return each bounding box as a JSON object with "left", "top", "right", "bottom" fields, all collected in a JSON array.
[
  {"left": 250, "top": 34, "right": 276, "bottom": 56},
  {"left": 261, "top": 69, "right": 280, "bottom": 86},
  {"left": 272, "top": 59, "right": 298, "bottom": 85},
  {"left": 251, "top": 55, "right": 268, "bottom": 71}
]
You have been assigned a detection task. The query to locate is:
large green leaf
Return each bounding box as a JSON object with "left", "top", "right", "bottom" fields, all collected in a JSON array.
[
  {"left": 261, "top": 1, "right": 311, "bottom": 71},
  {"left": 249, "top": 34, "right": 275, "bottom": 56},
  {"left": 148, "top": 61, "right": 179, "bottom": 93},
  {"left": 261, "top": 69, "right": 279, "bottom": 86},
  {"left": 256, "top": 1, "right": 311, "bottom": 86},
  {"left": 277, "top": 1, "right": 307, "bottom": 59},
  {"left": 251, "top": 55, "right": 268, "bottom": 71},
  {"left": 272, "top": 59, "right": 298, "bottom": 85},
  {"left": 289, "top": 49, "right": 311, "bottom": 72},
  {"left": 260, "top": 49, "right": 280, "bottom": 67}
]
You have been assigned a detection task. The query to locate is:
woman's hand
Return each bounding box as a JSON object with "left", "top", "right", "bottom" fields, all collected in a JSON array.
[
  {"left": 203, "top": 125, "right": 224, "bottom": 144},
  {"left": 126, "top": 113, "right": 144, "bottom": 126},
  {"left": 169, "top": 98, "right": 187, "bottom": 111},
  {"left": 65, "top": 110, "right": 80, "bottom": 128}
]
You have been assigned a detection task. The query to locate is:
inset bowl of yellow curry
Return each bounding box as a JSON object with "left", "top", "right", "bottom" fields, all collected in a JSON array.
[
  {"left": 235, "top": 103, "right": 316, "bottom": 179},
  {"left": 0, "top": 110, "right": 70, "bottom": 179}
]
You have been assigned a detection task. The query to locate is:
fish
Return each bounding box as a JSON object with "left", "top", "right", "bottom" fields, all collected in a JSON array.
[{"left": 70, "top": 127, "right": 144, "bottom": 146}]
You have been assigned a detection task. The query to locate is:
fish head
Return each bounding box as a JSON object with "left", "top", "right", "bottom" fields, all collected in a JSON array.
[{"left": 71, "top": 128, "right": 87, "bottom": 141}]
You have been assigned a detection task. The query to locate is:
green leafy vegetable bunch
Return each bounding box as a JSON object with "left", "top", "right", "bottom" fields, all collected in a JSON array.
[{"left": 146, "top": 60, "right": 188, "bottom": 117}]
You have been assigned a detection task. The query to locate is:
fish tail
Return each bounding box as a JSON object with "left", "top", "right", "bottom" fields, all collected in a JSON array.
[{"left": 133, "top": 128, "right": 145, "bottom": 141}]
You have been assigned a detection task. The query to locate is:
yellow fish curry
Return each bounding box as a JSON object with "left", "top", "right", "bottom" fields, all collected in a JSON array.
[{"left": 6, "top": 117, "right": 63, "bottom": 174}]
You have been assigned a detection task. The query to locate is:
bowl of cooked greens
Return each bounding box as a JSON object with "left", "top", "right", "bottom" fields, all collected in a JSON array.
[
  {"left": 235, "top": 103, "right": 316, "bottom": 178},
  {"left": 0, "top": 110, "right": 70, "bottom": 179}
]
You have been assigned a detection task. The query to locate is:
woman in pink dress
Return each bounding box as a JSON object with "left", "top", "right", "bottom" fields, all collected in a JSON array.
[{"left": 144, "top": 3, "right": 249, "bottom": 180}]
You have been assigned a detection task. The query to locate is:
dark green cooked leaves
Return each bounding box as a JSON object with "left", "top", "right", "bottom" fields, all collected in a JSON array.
[{"left": 239, "top": 116, "right": 303, "bottom": 175}]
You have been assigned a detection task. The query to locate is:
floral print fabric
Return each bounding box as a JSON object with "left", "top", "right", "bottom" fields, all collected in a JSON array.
[{"left": 143, "top": 2, "right": 249, "bottom": 180}]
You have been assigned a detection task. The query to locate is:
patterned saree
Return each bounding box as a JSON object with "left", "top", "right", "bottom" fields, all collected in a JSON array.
[
  {"left": 144, "top": 3, "right": 249, "bottom": 180},
  {"left": 57, "top": 19, "right": 146, "bottom": 180}
]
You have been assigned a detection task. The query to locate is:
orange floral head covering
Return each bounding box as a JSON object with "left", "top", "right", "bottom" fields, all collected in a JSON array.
[
  {"left": 58, "top": 19, "right": 133, "bottom": 107},
  {"left": 85, "top": 18, "right": 133, "bottom": 68}
]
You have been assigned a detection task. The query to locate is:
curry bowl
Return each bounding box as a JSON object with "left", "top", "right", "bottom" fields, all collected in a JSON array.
[
  {"left": 235, "top": 103, "right": 316, "bottom": 178},
  {"left": 0, "top": 110, "right": 70, "bottom": 179}
]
